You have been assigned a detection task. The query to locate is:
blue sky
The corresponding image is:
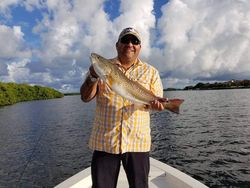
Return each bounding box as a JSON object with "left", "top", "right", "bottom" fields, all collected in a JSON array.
[
  {"left": 0, "top": 0, "right": 250, "bottom": 92},
  {"left": 7, "top": 6, "right": 43, "bottom": 47}
]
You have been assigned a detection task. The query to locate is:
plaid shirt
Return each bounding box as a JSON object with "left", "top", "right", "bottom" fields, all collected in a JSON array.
[{"left": 88, "top": 58, "right": 163, "bottom": 154}]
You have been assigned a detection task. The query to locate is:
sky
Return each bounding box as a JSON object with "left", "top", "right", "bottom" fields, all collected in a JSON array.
[{"left": 0, "top": 0, "right": 250, "bottom": 93}]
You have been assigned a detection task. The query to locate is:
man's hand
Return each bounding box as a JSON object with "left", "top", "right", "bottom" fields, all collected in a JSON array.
[
  {"left": 80, "top": 65, "right": 99, "bottom": 102},
  {"left": 150, "top": 100, "right": 164, "bottom": 111},
  {"left": 89, "top": 65, "right": 99, "bottom": 78}
]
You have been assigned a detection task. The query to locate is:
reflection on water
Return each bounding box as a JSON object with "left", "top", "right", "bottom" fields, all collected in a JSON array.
[
  {"left": 0, "top": 90, "right": 250, "bottom": 187},
  {"left": 0, "top": 97, "right": 94, "bottom": 187}
]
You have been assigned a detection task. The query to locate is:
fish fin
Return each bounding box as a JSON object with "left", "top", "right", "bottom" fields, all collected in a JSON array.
[{"left": 163, "top": 99, "right": 184, "bottom": 114}]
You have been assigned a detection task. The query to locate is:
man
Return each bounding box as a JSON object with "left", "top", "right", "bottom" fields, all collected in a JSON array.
[{"left": 80, "top": 27, "right": 164, "bottom": 188}]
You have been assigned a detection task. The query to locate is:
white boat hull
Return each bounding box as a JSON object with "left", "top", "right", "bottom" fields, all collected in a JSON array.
[{"left": 55, "top": 157, "right": 208, "bottom": 188}]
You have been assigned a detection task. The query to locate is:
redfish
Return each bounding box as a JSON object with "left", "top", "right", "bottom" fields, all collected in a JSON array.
[{"left": 90, "top": 53, "right": 184, "bottom": 114}]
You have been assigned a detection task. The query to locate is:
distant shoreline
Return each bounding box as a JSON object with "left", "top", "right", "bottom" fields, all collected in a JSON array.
[
  {"left": 64, "top": 93, "right": 80, "bottom": 96},
  {"left": 0, "top": 82, "right": 64, "bottom": 106},
  {"left": 165, "top": 79, "right": 250, "bottom": 91},
  {"left": 164, "top": 87, "right": 250, "bottom": 91}
]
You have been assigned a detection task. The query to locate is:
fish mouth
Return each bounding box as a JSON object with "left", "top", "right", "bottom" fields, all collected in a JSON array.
[{"left": 91, "top": 53, "right": 99, "bottom": 58}]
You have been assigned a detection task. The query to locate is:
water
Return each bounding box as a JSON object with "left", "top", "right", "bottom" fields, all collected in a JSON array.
[
  {"left": 0, "top": 90, "right": 250, "bottom": 187},
  {"left": 0, "top": 97, "right": 94, "bottom": 187},
  {"left": 150, "top": 90, "right": 250, "bottom": 187}
]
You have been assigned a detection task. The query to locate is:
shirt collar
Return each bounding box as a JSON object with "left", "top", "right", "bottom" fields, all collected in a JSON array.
[{"left": 112, "top": 57, "right": 143, "bottom": 68}]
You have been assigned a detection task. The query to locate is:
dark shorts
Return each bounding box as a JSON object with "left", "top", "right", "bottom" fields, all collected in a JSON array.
[{"left": 91, "top": 150, "right": 150, "bottom": 188}]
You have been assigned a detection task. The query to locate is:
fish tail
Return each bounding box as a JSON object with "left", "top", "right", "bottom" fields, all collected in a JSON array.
[{"left": 163, "top": 99, "right": 184, "bottom": 114}]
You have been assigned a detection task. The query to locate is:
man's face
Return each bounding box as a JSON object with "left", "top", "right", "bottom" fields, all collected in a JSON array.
[{"left": 116, "top": 34, "right": 141, "bottom": 63}]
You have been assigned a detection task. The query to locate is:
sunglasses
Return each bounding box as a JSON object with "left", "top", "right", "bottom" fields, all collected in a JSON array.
[{"left": 120, "top": 36, "right": 140, "bottom": 45}]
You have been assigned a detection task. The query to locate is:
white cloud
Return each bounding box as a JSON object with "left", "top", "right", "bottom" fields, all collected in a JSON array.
[
  {"left": 0, "top": 25, "right": 31, "bottom": 59},
  {"left": 0, "top": 62, "right": 8, "bottom": 75},
  {"left": 154, "top": 0, "right": 250, "bottom": 86},
  {"left": 0, "top": 0, "right": 20, "bottom": 17},
  {"left": 1, "top": 0, "right": 250, "bottom": 92},
  {"left": 2, "top": 59, "right": 30, "bottom": 82},
  {"left": 113, "top": 0, "right": 155, "bottom": 58},
  {"left": 1, "top": 0, "right": 155, "bottom": 92}
]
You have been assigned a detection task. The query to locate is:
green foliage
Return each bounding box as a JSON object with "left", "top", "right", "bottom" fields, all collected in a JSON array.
[
  {"left": 0, "top": 82, "right": 64, "bottom": 106},
  {"left": 183, "top": 79, "right": 250, "bottom": 90}
]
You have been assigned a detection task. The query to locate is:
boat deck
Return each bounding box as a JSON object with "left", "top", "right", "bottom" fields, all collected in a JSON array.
[
  {"left": 118, "top": 158, "right": 170, "bottom": 188},
  {"left": 55, "top": 158, "right": 208, "bottom": 188}
]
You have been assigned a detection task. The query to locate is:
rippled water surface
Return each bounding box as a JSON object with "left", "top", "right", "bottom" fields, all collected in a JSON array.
[{"left": 0, "top": 90, "right": 250, "bottom": 187}]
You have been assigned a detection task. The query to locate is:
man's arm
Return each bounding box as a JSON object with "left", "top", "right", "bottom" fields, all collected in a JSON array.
[{"left": 80, "top": 66, "right": 99, "bottom": 102}]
